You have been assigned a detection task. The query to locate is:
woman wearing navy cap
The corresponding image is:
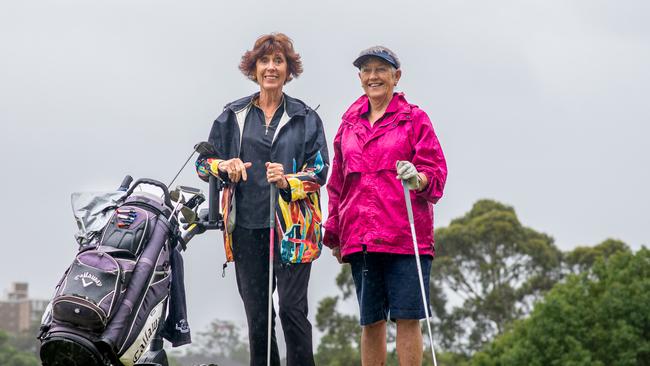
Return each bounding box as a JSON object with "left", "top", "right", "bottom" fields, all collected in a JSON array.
[{"left": 324, "top": 46, "right": 447, "bottom": 365}]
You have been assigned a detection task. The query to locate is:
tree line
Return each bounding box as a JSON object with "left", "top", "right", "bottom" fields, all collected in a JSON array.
[
  {"left": 314, "top": 199, "right": 648, "bottom": 365},
  {"left": 3, "top": 199, "right": 647, "bottom": 365},
  {"left": 173, "top": 199, "right": 648, "bottom": 365}
]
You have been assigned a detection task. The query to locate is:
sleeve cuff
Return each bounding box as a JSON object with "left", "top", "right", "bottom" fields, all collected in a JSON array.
[
  {"left": 279, "top": 183, "right": 292, "bottom": 202},
  {"left": 323, "top": 219, "right": 340, "bottom": 248},
  {"left": 415, "top": 171, "right": 442, "bottom": 203},
  {"left": 206, "top": 158, "right": 229, "bottom": 181},
  {"left": 207, "top": 159, "right": 223, "bottom": 175},
  {"left": 323, "top": 230, "right": 340, "bottom": 248},
  {"left": 286, "top": 176, "right": 307, "bottom": 202}
]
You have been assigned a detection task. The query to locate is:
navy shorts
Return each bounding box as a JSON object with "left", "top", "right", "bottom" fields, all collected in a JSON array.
[{"left": 348, "top": 249, "right": 432, "bottom": 326}]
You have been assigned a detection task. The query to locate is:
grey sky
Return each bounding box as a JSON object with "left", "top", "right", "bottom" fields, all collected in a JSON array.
[{"left": 1, "top": 0, "right": 649, "bottom": 351}]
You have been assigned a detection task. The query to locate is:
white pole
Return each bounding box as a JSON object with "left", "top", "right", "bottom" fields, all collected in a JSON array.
[
  {"left": 402, "top": 181, "right": 438, "bottom": 366},
  {"left": 267, "top": 185, "right": 277, "bottom": 366}
]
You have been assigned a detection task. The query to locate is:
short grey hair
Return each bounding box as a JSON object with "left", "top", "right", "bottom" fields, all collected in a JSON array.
[{"left": 356, "top": 45, "right": 401, "bottom": 69}]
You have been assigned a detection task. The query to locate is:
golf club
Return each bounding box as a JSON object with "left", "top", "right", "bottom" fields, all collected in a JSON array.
[
  {"left": 168, "top": 141, "right": 216, "bottom": 188},
  {"left": 402, "top": 180, "right": 438, "bottom": 366},
  {"left": 267, "top": 184, "right": 277, "bottom": 366}
]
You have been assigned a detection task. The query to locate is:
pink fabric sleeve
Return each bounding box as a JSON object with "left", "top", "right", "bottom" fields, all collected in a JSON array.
[
  {"left": 323, "top": 126, "right": 344, "bottom": 248},
  {"left": 411, "top": 109, "right": 448, "bottom": 203}
]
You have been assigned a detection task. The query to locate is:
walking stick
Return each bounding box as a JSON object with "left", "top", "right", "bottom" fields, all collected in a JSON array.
[{"left": 402, "top": 181, "right": 438, "bottom": 366}]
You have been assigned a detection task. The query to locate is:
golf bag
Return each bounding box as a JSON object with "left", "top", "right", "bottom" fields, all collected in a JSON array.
[{"left": 39, "top": 178, "right": 191, "bottom": 366}]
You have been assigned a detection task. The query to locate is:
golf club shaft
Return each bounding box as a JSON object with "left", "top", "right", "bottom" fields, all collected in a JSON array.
[
  {"left": 402, "top": 181, "right": 438, "bottom": 366},
  {"left": 168, "top": 151, "right": 196, "bottom": 188}
]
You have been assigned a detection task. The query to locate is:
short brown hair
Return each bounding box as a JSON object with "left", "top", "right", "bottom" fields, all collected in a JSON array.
[{"left": 239, "top": 33, "right": 303, "bottom": 83}]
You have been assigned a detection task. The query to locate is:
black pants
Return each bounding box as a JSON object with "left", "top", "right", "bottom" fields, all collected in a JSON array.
[{"left": 232, "top": 226, "right": 315, "bottom": 366}]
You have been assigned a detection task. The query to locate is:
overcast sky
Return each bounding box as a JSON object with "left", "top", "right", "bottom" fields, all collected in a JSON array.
[{"left": 1, "top": 0, "right": 649, "bottom": 353}]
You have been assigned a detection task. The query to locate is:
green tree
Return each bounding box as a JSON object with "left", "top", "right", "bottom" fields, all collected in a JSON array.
[
  {"left": 315, "top": 265, "right": 362, "bottom": 366},
  {"left": 196, "top": 319, "right": 249, "bottom": 363},
  {"left": 433, "top": 351, "right": 472, "bottom": 366},
  {"left": 472, "top": 247, "right": 650, "bottom": 366},
  {"left": 432, "top": 199, "right": 563, "bottom": 353},
  {"left": 564, "top": 238, "right": 630, "bottom": 274},
  {"left": 167, "top": 354, "right": 183, "bottom": 366},
  {"left": 0, "top": 331, "right": 39, "bottom": 366},
  {"left": 174, "top": 318, "right": 249, "bottom": 365},
  {"left": 8, "top": 321, "right": 41, "bottom": 356}
]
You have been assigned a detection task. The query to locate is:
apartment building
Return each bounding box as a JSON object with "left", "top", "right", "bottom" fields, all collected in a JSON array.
[{"left": 0, "top": 282, "right": 47, "bottom": 334}]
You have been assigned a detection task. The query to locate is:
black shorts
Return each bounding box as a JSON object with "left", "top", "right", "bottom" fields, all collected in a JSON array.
[{"left": 348, "top": 250, "right": 432, "bottom": 326}]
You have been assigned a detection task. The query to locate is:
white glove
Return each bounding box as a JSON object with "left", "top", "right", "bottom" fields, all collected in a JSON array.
[{"left": 396, "top": 160, "right": 421, "bottom": 190}]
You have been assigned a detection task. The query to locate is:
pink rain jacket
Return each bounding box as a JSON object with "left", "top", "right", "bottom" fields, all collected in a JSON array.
[{"left": 323, "top": 93, "right": 447, "bottom": 258}]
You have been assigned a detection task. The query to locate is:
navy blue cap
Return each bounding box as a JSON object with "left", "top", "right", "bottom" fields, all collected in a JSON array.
[{"left": 353, "top": 46, "right": 400, "bottom": 69}]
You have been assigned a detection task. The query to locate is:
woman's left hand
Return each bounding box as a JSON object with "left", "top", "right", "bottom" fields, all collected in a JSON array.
[
  {"left": 265, "top": 162, "right": 289, "bottom": 189},
  {"left": 396, "top": 160, "right": 428, "bottom": 191}
]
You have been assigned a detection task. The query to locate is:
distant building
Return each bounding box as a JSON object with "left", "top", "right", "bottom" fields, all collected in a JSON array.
[
  {"left": 0, "top": 282, "right": 47, "bottom": 334},
  {"left": 30, "top": 298, "right": 50, "bottom": 324}
]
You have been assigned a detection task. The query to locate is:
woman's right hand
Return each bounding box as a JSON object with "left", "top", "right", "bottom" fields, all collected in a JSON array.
[{"left": 218, "top": 158, "right": 252, "bottom": 182}]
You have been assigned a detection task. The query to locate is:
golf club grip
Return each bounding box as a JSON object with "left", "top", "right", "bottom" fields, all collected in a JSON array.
[
  {"left": 269, "top": 185, "right": 277, "bottom": 227},
  {"left": 125, "top": 178, "right": 173, "bottom": 207},
  {"left": 208, "top": 175, "right": 219, "bottom": 222},
  {"left": 118, "top": 175, "right": 133, "bottom": 191}
]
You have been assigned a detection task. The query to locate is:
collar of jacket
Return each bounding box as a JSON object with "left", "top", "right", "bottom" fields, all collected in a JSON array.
[
  {"left": 225, "top": 92, "right": 309, "bottom": 117},
  {"left": 224, "top": 92, "right": 310, "bottom": 146},
  {"left": 342, "top": 92, "right": 412, "bottom": 124}
]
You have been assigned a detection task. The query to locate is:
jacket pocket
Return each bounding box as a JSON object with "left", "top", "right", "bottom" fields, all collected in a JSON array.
[
  {"left": 277, "top": 191, "right": 322, "bottom": 263},
  {"left": 221, "top": 185, "right": 235, "bottom": 262},
  {"left": 99, "top": 206, "right": 156, "bottom": 257},
  {"left": 223, "top": 186, "right": 236, "bottom": 234},
  {"left": 52, "top": 250, "right": 134, "bottom": 332}
]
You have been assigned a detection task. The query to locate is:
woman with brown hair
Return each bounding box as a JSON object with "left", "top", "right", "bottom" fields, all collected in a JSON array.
[{"left": 195, "top": 33, "right": 328, "bottom": 366}]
